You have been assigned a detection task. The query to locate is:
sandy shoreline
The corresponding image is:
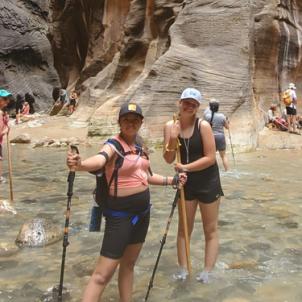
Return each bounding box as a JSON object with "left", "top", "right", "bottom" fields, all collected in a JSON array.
[{"left": 9, "top": 115, "right": 89, "bottom": 143}]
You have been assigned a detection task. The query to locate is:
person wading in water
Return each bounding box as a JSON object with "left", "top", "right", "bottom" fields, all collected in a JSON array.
[
  {"left": 204, "top": 99, "right": 229, "bottom": 171},
  {"left": 67, "top": 102, "right": 186, "bottom": 302},
  {"left": 163, "top": 88, "right": 224, "bottom": 283}
]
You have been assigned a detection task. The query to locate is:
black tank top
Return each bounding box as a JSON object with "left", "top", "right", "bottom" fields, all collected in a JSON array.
[
  {"left": 178, "top": 118, "right": 223, "bottom": 201},
  {"left": 179, "top": 118, "right": 204, "bottom": 164}
]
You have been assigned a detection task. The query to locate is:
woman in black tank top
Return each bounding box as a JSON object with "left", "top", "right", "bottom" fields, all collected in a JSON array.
[{"left": 163, "top": 88, "right": 223, "bottom": 283}]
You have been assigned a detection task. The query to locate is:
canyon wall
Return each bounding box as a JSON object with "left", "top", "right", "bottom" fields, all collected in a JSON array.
[
  {"left": 1, "top": 0, "right": 302, "bottom": 148},
  {"left": 0, "top": 0, "right": 59, "bottom": 110}
]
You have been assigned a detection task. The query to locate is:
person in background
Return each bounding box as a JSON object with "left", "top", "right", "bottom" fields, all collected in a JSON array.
[
  {"left": 68, "top": 91, "right": 78, "bottom": 114},
  {"left": 285, "top": 83, "right": 298, "bottom": 133},
  {"left": 21, "top": 101, "right": 30, "bottom": 115},
  {"left": 67, "top": 102, "right": 186, "bottom": 302},
  {"left": 15, "top": 94, "right": 24, "bottom": 124},
  {"left": 267, "top": 103, "right": 288, "bottom": 131},
  {"left": 163, "top": 88, "right": 223, "bottom": 283},
  {"left": 24, "top": 92, "right": 35, "bottom": 114},
  {"left": 204, "top": 99, "right": 229, "bottom": 171},
  {"left": 0, "top": 89, "right": 12, "bottom": 184}
]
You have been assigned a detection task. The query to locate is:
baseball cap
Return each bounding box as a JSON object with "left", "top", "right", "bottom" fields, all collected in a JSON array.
[
  {"left": 119, "top": 103, "right": 144, "bottom": 119},
  {"left": 180, "top": 88, "right": 202, "bottom": 104},
  {"left": 0, "top": 89, "right": 12, "bottom": 98},
  {"left": 289, "top": 83, "right": 296, "bottom": 90}
]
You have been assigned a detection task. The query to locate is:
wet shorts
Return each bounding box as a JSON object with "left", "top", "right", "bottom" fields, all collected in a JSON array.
[
  {"left": 214, "top": 134, "right": 226, "bottom": 151},
  {"left": 286, "top": 106, "right": 297, "bottom": 115},
  {"left": 100, "top": 189, "right": 150, "bottom": 259},
  {"left": 184, "top": 185, "right": 223, "bottom": 204}
]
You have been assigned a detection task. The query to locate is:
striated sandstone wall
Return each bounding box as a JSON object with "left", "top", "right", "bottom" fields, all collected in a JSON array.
[
  {"left": 2, "top": 1, "right": 302, "bottom": 149},
  {"left": 0, "top": 0, "right": 59, "bottom": 109},
  {"left": 49, "top": 0, "right": 302, "bottom": 149}
]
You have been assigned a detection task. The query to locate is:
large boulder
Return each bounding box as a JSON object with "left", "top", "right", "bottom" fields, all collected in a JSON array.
[{"left": 15, "top": 217, "right": 63, "bottom": 247}]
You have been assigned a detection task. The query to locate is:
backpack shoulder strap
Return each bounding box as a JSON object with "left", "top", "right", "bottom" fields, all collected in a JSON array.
[
  {"left": 106, "top": 138, "right": 125, "bottom": 156},
  {"left": 106, "top": 138, "right": 126, "bottom": 198}
]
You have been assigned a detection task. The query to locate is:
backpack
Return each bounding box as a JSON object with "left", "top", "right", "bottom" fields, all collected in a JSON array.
[
  {"left": 89, "top": 138, "right": 149, "bottom": 231},
  {"left": 282, "top": 89, "right": 292, "bottom": 106}
]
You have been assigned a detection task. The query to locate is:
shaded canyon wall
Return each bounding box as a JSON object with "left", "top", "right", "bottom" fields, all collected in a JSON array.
[{"left": 0, "top": 0, "right": 59, "bottom": 110}]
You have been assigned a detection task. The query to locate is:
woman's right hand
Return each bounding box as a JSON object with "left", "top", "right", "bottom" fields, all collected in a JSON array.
[
  {"left": 170, "top": 120, "right": 181, "bottom": 140},
  {"left": 66, "top": 150, "right": 81, "bottom": 170}
]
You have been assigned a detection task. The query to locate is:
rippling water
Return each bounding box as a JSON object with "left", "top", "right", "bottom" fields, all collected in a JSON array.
[{"left": 0, "top": 145, "right": 301, "bottom": 302}]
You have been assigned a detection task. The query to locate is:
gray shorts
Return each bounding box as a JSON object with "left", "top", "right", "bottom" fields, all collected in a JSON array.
[{"left": 214, "top": 134, "right": 226, "bottom": 151}]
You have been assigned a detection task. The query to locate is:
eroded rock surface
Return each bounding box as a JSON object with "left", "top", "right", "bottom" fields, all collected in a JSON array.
[
  {"left": 0, "top": 0, "right": 59, "bottom": 109},
  {"left": 2, "top": 1, "right": 302, "bottom": 149}
]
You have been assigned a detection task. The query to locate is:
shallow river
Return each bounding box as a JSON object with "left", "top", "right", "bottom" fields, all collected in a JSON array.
[{"left": 0, "top": 145, "right": 301, "bottom": 302}]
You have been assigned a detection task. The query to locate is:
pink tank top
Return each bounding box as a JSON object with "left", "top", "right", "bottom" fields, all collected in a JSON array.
[
  {"left": 0, "top": 111, "right": 9, "bottom": 145},
  {"left": 105, "top": 135, "right": 150, "bottom": 190}
]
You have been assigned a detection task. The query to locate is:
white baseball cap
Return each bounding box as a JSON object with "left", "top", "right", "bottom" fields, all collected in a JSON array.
[
  {"left": 180, "top": 88, "right": 202, "bottom": 104},
  {"left": 289, "top": 83, "right": 296, "bottom": 90}
]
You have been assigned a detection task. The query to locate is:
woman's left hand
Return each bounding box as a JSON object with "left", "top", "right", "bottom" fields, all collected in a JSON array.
[{"left": 177, "top": 172, "right": 187, "bottom": 187}]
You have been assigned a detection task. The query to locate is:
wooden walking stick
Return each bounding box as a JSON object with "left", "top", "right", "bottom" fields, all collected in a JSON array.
[
  {"left": 173, "top": 114, "right": 192, "bottom": 275},
  {"left": 6, "top": 133, "right": 14, "bottom": 202}
]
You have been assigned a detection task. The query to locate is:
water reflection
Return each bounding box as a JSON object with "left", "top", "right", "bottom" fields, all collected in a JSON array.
[{"left": 0, "top": 146, "right": 301, "bottom": 301}]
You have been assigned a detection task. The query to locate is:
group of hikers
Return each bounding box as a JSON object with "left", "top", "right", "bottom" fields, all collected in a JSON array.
[
  {"left": 2, "top": 82, "right": 300, "bottom": 301},
  {"left": 66, "top": 87, "right": 229, "bottom": 302},
  {"left": 266, "top": 82, "right": 301, "bottom": 134},
  {"left": 51, "top": 87, "right": 79, "bottom": 115}
]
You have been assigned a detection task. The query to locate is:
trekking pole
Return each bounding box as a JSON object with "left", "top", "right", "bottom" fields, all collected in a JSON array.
[
  {"left": 145, "top": 190, "right": 180, "bottom": 301},
  {"left": 227, "top": 127, "right": 236, "bottom": 167},
  {"left": 173, "top": 114, "right": 191, "bottom": 276},
  {"left": 6, "top": 132, "right": 14, "bottom": 202},
  {"left": 58, "top": 145, "right": 79, "bottom": 302}
]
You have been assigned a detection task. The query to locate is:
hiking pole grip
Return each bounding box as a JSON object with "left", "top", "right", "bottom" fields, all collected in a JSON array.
[{"left": 58, "top": 145, "right": 79, "bottom": 302}]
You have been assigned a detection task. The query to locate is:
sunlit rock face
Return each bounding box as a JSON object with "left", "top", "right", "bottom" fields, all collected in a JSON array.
[
  {"left": 254, "top": 0, "right": 302, "bottom": 108},
  {"left": 2, "top": 1, "right": 302, "bottom": 148},
  {"left": 0, "top": 0, "right": 59, "bottom": 110}
]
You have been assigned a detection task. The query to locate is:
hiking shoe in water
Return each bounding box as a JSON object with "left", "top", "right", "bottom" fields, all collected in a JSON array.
[
  {"left": 0, "top": 176, "right": 6, "bottom": 184},
  {"left": 173, "top": 267, "right": 188, "bottom": 281},
  {"left": 196, "top": 271, "right": 209, "bottom": 283}
]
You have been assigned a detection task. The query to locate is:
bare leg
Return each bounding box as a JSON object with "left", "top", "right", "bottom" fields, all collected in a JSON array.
[
  {"left": 292, "top": 115, "right": 297, "bottom": 132},
  {"left": 177, "top": 200, "right": 198, "bottom": 269},
  {"left": 219, "top": 150, "right": 229, "bottom": 171},
  {"left": 118, "top": 243, "right": 143, "bottom": 302},
  {"left": 199, "top": 199, "right": 220, "bottom": 272},
  {"left": 82, "top": 256, "right": 120, "bottom": 302}
]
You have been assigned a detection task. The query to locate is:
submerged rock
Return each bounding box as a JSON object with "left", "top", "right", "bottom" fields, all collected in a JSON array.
[
  {"left": 40, "top": 285, "right": 71, "bottom": 302},
  {"left": 227, "top": 260, "right": 258, "bottom": 270},
  {"left": 0, "top": 200, "right": 17, "bottom": 215},
  {"left": 0, "top": 242, "right": 20, "bottom": 257},
  {"left": 15, "top": 217, "right": 63, "bottom": 247},
  {"left": 10, "top": 133, "right": 31, "bottom": 144}
]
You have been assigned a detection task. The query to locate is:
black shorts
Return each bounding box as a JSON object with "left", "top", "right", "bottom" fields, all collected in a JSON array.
[
  {"left": 100, "top": 189, "right": 150, "bottom": 259},
  {"left": 286, "top": 106, "right": 297, "bottom": 115},
  {"left": 0, "top": 144, "right": 3, "bottom": 160},
  {"left": 214, "top": 134, "right": 226, "bottom": 151},
  {"left": 183, "top": 164, "right": 224, "bottom": 204}
]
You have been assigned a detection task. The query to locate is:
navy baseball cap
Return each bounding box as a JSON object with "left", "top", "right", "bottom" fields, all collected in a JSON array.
[{"left": 119, "top": 103, "right": 144, "bottom": 118}]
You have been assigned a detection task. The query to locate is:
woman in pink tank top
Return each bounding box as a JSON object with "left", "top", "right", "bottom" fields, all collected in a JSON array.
[
  {"left": 67, "top": 102, "right": 186, "bottom": 302},
  {"left": 0, "top": 90, "right": 11, "bottom": 183}
]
